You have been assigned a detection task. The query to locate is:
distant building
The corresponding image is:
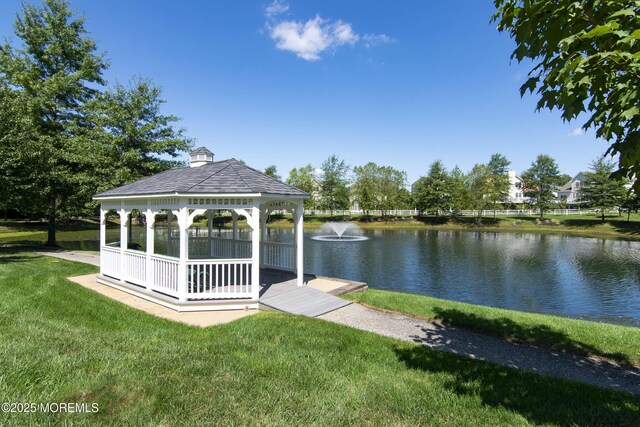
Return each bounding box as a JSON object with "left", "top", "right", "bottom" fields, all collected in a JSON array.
[
  {"left": 556, "top": 172, "right": 589, "bottom": 206},
  {"left": 507, "top": 170, "right": 528, "bottom": 204}
]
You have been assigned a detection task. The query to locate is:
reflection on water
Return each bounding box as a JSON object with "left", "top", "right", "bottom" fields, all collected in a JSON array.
[
  {"left": 52, "top": 226, "right": 640, "bottom": 327},
  {"left": 300, "top": 229, "right": 640, "bottom": 327}
]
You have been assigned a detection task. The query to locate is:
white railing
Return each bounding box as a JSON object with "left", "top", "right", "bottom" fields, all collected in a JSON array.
[
  {"left": 168, "top": 236, "right": 253, "bottom": 259},
  {"left": 262, "top": 242, "right": 295, "bottom": 271},
  {"left": 101, "top": 246, "right": 121, "bottom": 278},
  {"left": 122, "top": 250, "right": 146, "bottom": 286},
  {"left": 189, "top": 236, "right": 210, "bottom": 258},
  {"left": 186, "top": 259, "right": 253, "bottom": 300},
  {"left": 150, "top": 254, "right": 180, "bottom": 297}
]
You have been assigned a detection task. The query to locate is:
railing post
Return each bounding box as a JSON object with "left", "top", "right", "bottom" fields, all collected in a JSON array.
[
  {"left": 144, "top": 209, "right": 156, "bottom": 291},
  {"left": 295, "top": 200, "right": 304, "bottom": 287},
  {"left": 250, "top": 207, "right": 261, "bottom": 301},
  {"left": 118, "top": 208, "right": 129, "bottom": 283},
  {"left": 99, "top": 207, "right": 106, "bottom": 273},
  {"left": 260, "top": 209, "right": 268, "bottom": 269},
  {"left": 176, "top": 207, "right": 189, "bottom": 303}
]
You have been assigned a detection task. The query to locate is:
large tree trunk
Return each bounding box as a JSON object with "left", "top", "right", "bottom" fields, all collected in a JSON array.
[
  {"left": 47, "top": 195, "right": 56, "bottom": 246},
  {"left": 601, "top": 209, "right": 605, "bottom": 223}
]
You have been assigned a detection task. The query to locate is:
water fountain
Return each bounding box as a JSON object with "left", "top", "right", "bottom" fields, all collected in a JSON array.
[{"left": 311, "top": 222, "right": 369, "bottom": 242}]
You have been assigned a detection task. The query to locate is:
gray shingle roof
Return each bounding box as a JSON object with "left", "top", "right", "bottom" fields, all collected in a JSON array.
[
  {"left": 191, "top": 146, "right": 213, "bottom": 155},
  {"left": 94, "top": 158, "right": 309, "bottom": 198}
]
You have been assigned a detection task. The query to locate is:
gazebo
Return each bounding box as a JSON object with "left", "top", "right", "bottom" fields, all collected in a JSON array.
[{"left": 93, "top": 148, "right": 309, "bottom": 311}]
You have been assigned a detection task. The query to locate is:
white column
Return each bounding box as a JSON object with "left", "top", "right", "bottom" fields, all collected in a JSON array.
[
  {"left": 260, "top": 208, "right": 268, "bottom": 268},
  {"left": 144, "top": 209, "right": 156, "bottom": 291},
  {"left": 206, "top": 209, "right": 214, "bottom": 257},
  {"left": 99, "top": 207, "right": 106, "bottom": 273},
  {"left": 176, "top": 207, "right": 189, "bottom": 303},
  {"left": 250, "top": 206, "right": 261, "bottom": 300},
  {"left": 167, "top": 210, "right": 174, "bottom": 257},
  {"left": 118, "top": 208, "right": 129, "bottom": 283},
  {"left": 295, "top": 200, "right": 304, "bottom": 287},
  {"left": 231, "top": 210, "right": 239, "bottom": 258},
  {"left": 99, "top": 207, "right": 107, "bottom": 248}
]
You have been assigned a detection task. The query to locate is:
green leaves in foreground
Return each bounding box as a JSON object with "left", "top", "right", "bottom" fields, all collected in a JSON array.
[{"left": 493, "top": 1, "right": 640, "bottom": 190}]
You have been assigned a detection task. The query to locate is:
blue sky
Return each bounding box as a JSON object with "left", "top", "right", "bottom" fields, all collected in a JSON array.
[{"left": 0, "top": 0, "right": 610, "bottom": 184}]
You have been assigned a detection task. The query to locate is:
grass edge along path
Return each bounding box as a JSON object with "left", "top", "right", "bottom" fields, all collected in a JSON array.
[
  {"left": 0, "top": 251, "right": 639, "bottom": 425},
  {"left": 344, "top": 289, "right": 640, "bottom": 367}
]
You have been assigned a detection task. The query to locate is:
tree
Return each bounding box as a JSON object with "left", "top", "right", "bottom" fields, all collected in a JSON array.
[
  {"left": 352, "top": 162, "right": 408, "bottom": 216},
  {"left": 580, "top": 157, "right": 628, "bottom": 222},
  {"left": 448, "top": 166, "right": 468, "bottom": 213},
  {"left": 0, "top": 0, "right": 108, "bottom": 245},
  {"left": 352, "top": 162, "right": 378, "bottom": 215},
  {"left": 0, "top": 1, "right": 191, "bottom": 244},
  {"left": 263, "top": 164, "right": 281, "bottom": 181},
  {"left": 376, "top": 166, "right": 408, "bottom": 216},
  {"left": 87, "top": 77, "right": 192, "bottom": 196},
  {"left": 465, "top": 164, "right": 492, "bottom": 224},
  {"left": 319, "top": 155, "right": 350, "bottom": 213},
  {"left": 487, "top": 153, "right": 511, "bottom": 217},
  {"left": 521, "top": 154, "right": 561, "bottom": 219},
  {"left": 494, "top": 1, "right": 640, "bottom": 191},
  {"left": 286, "top": 164, "right": 317, "bottom": 209},
  {"left": 412, "top": 160, "right": 450, "bottom": 217},
  {"left": 621, "top": 189, "right": 640, "bottom": 222}
]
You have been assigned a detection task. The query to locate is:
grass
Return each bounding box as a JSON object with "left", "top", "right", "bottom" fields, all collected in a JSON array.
[
  {"left": 345, "top": 289, "right": 640, "bottom": 367},
  {"left": 0, "top": 250, "right": 639, "bottom": 425}
]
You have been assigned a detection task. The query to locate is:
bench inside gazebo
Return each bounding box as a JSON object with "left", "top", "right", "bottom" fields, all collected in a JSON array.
[{"left": 93, "top": 148, "right": 309, "bottom": 312}]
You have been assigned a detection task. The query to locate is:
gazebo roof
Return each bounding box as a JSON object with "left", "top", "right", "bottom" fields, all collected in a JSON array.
[{"left": 94, "top": 158, "right": 309, "bottom": 199}]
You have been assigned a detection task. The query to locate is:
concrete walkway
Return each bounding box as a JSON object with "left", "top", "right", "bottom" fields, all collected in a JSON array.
[
  {"left": 319, "top": 304, "right": 640, "bottom": 395},
  {"left": 36, "top": 249, "right": 100, "bottom": 267}
]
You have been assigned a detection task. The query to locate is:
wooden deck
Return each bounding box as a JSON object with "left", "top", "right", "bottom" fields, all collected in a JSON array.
[{"left": 260, "top": 269, "right": 353, "bottom": 317}]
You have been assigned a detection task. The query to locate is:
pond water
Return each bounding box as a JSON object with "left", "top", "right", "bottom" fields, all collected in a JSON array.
[
  {"left": 273, "top": 228, "right": 640, "bottom": 327},
  {"left": 51, "top": 226, "right": 640, "bottom": 327}
]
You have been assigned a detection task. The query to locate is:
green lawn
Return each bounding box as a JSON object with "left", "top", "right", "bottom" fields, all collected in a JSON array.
[
  {"left": 0, "top": 250, "right": 639, "bottom": 426},
  {"left": 345, "top": 289, "right": 640, "bottom": 366}
]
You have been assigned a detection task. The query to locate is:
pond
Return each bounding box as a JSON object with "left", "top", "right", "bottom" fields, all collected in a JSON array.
[
  {"left": 276, "top": 228, "right": 640, "bottom": 327},
  {"left": 50, "top": 226, "right": 640, "bottom": 327}
]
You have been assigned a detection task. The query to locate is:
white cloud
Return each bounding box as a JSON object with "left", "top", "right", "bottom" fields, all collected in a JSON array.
[
  {"left": 269, "top": 15, "right": 358, "bottom": 61},
  {"left": 265, "top": 0, "right": 289, "bottom": 19},
  {"left": 568, "top": 128, "right": 584, "bottom": 137},
  {"left": 264, "top": 3, "right": 390, "bottom": 61},
  {"left": 362, "top": 33, "right": 394, "bottom": 48}
]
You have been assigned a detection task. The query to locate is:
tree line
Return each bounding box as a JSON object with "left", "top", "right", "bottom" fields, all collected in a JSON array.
[
  {"left": 265, "top": 152, "right": 638, "bottom": 222},
  {"left": 0, "top": 0, "right": 191, "bottom": 244}
]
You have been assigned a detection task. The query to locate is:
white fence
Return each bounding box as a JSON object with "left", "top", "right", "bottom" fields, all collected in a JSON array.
[
  {"left": 304, "top": 208, "right": 601, "bottom": 217},
  {"left": 186, "top": 259, "right": 253, "bottom": 300},
  {"left": 262, "top": 242, "right": 295, "bottom": 271}
]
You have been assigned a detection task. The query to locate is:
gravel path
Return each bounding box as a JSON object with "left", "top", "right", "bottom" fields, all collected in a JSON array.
[{"left": 319, "top": 303, "right": 640, "bottom": 395}]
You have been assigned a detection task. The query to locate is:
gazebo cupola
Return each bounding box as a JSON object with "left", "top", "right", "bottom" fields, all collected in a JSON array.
[
  {"left": 93, "top": 154, "right": 309, "bottom": 312},
  {"left": 190, "top": 146, "right": 214, "bottom": 167}
]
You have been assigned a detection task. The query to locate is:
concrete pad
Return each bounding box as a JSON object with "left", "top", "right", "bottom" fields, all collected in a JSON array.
[
  {"left": 306, "top": 277, "right": 344, "bottom": 293},
  {"left": 68, "top": 274, "right": 257, "bottom": 327}
]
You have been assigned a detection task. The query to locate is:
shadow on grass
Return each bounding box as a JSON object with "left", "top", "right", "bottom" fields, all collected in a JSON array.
[
  {"left": 393, "top": 344, "right": 640, "bottom": 426},
  {"left": 0, "top": 246, "right": 37, "bottom": 263},
  {"left": 432, "top": 307, "right": 632, "bottom": 365}
]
